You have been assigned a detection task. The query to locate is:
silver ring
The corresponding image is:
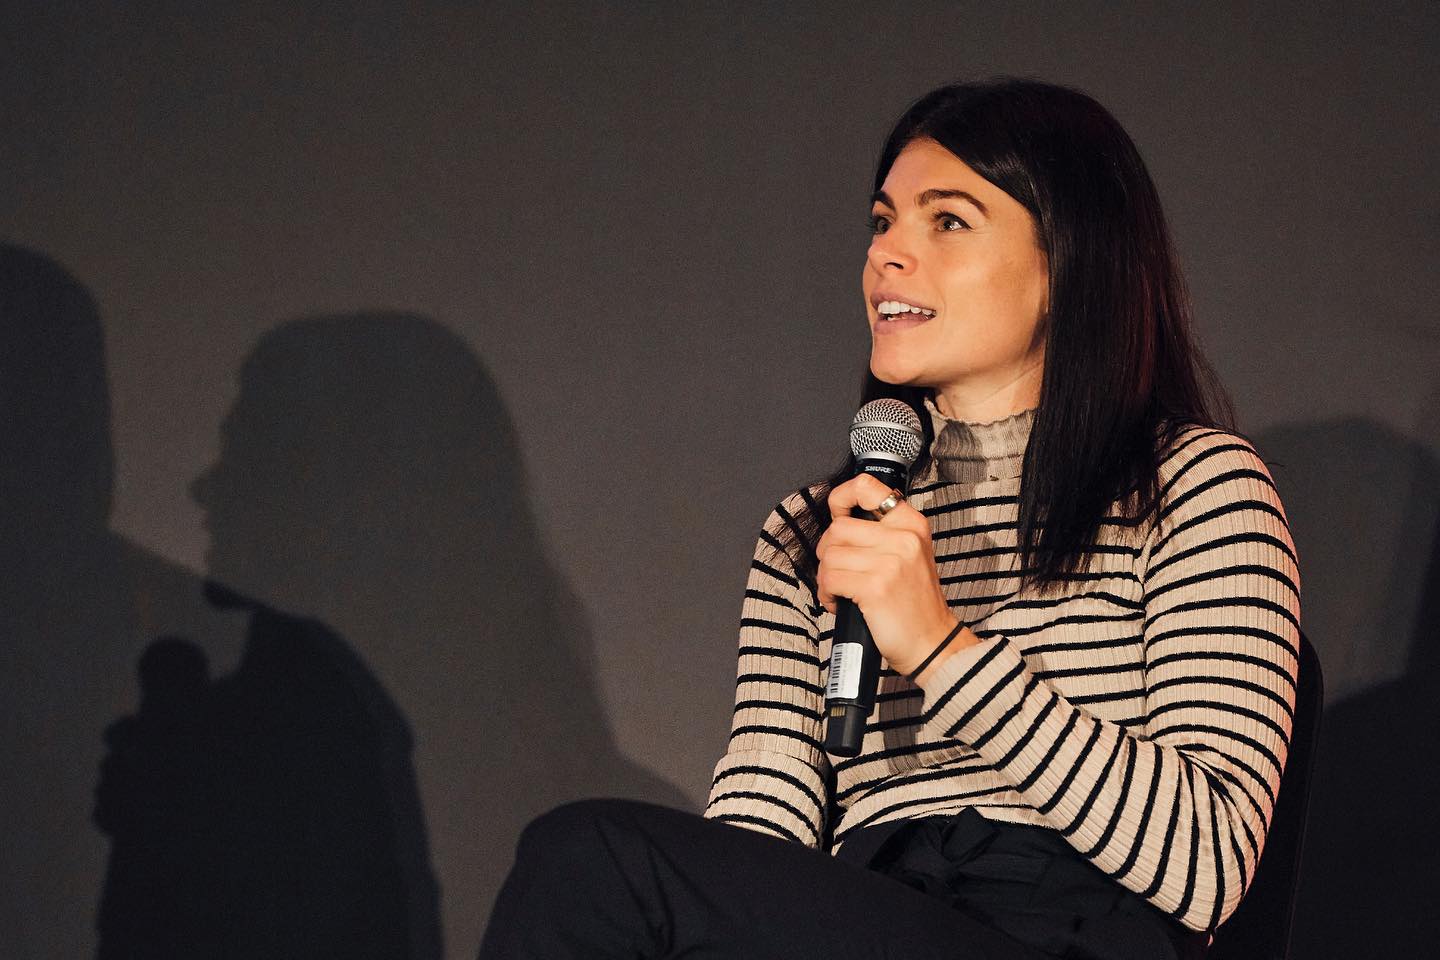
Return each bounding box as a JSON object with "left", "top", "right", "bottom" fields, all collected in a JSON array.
[{"left": 873, "top": 490, "right": 904, "bottom": 517}]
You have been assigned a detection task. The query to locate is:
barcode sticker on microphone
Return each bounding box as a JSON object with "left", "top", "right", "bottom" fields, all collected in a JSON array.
[{"left": 827, "top": 642, "right": 864, "bottom": 700}]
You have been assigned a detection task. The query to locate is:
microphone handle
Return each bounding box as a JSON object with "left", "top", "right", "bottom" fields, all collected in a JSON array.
[
  {"left": 823, "top": 597, "right": 881, "bottom": 756},
  {"left": 822, "top": 455, "right": 910, "bottom": 757}
]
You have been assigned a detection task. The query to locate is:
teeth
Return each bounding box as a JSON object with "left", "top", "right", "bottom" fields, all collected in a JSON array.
[{"left": 877, "top": 299, "right": 935, "bottom": 317}]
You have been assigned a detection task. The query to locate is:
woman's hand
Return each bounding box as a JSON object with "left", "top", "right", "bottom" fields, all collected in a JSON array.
[{"left": 816, "top": 473, "right": 975, "bottom": 681}]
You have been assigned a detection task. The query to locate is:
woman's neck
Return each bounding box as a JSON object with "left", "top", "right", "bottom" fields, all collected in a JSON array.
[
  {"left": 932, "top": 360, "right": 1043, "bottom": 424},
  {"left": 921, "top": 394, "right": 1034, "bottom": 483}
]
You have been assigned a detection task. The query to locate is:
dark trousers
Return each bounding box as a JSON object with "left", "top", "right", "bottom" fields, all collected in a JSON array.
[{"left": 477, "top": 799, "right": 1207, "bottom": 960}]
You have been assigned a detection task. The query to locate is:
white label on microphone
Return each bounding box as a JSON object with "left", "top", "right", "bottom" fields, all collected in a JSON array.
[{"left": 827, "top": 642, "right": 864, "bottom": 701}]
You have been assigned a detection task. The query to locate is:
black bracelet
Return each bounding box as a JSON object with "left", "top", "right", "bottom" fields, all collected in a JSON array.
[{"left": 906, "top": 620, "right": 965, "bottom": 682}]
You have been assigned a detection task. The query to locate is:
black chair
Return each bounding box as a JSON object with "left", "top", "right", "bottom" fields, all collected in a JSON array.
[{"left": 1208, "top": 630, "right": 1324, "bottom": 960}]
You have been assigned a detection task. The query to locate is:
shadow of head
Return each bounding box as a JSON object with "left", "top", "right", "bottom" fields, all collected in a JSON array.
[
  {"left": 0, "top": 243, "right": 112, "bottom": 545},
  {"left": 192, "top": 312, "right": 543, "bottom": 610}
]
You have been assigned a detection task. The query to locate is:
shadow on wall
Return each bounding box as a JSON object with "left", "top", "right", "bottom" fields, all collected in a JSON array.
[
  {"left": 0, "top": 245, "right": 684, "bottom": 959},
  {"left": 1257, "top": 419, "right": 1440, "bottom": 957},
  {"left": 95, "top": 582, "right": 441, "bottom": 960},
  {"left": 0, "top": 243, "right": 256, "bottom": 959},
  {"left": 175, "top": 312, "right": 688, "bottom": 953}
]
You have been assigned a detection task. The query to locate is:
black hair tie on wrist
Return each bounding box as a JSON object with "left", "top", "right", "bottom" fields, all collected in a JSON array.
[{"left": 906, "top": 620, "right": 965, "bottom": 682}]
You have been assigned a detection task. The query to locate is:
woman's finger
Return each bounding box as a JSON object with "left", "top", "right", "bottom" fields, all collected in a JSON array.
[
  {"left": 816, "top": 543, "right": 877, "bottom": 573},
  {"left": 818, "top": 516, "right": 885, "bottom": 557},
  {"left": 829, "top": 476, "right": 928, "bottom": 533},
  {"left": 819, "top": 498, "right": 930, "bottom": 555},
  {"left": 817, "top": 551, "right": 902, "bottom": 610},
  {"left": 819, "top": 515, "right": 927, "bottom": 558},
  {"left": 818, "top": 567, "right": 867, "bottom": 613},
  {"left": 828, "top": 473, "right": 901, "bottom": 518}
]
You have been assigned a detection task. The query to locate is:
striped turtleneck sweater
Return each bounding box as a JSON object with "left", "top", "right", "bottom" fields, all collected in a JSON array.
[{"left": 703, "top": 395, "right": 1301, "bottom": 933}]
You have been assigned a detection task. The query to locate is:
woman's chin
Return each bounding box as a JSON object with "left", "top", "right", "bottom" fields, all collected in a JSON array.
[{"left": 868, "top": 356, "right": 930, "bottom": 388}]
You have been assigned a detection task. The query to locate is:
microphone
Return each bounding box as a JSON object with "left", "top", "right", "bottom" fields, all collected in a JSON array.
[{"left": 823, "top": 398, "right": 924, "bottom": 757}]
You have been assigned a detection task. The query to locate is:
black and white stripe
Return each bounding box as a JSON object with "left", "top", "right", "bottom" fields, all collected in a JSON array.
[{"left": 704, "top": 426, "right": 1299, "bottom": 933}]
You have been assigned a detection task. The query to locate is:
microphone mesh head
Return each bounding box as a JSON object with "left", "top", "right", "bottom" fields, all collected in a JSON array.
[{"left": 849, "top": 398, "right": 924, "bottom": 465}]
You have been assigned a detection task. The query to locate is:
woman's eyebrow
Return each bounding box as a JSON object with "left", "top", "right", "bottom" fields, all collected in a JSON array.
[{"left": 870, "top": 188, "right": 989, "bottom": 216}]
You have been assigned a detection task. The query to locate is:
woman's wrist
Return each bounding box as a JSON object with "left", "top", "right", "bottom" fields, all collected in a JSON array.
[{"left": 909, "top": 619, "right": 979, "bottom": 688}]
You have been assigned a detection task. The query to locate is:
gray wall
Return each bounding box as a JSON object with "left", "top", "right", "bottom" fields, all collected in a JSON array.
[{"left": 3, "top": 1, "right": 1436, "bottom": 957}]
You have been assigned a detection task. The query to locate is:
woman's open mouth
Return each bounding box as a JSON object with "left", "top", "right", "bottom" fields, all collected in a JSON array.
[{"left": 874, "top": 300, "right": 936, "bottom": 332}]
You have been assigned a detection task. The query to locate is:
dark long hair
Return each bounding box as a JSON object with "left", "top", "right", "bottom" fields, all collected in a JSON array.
[{"left": 771, "top": 77, "right": 1235, "bottom": 595}]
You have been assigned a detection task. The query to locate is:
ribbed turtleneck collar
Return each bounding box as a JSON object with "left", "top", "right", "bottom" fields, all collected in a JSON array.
[{"left": 920, "top": 393, "right": 1036, "bottom": 483}]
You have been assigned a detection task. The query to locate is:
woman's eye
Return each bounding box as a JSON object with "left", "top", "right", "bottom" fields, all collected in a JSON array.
[
  {"left": 935, "top": 211, "right": 970, "bottom": 231},
  {"left": 866, "top": 211, "right": 970, "bottom": 235}
]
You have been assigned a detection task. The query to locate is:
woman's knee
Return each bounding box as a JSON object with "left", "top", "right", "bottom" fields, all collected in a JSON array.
[{"left": 514, "top": 798, "right": 656, "bottom": 865}]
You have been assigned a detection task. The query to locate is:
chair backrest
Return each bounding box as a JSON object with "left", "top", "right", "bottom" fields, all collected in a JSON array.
[{"left": 1208, "top": 630, "right": 1324, "bottom": 960}]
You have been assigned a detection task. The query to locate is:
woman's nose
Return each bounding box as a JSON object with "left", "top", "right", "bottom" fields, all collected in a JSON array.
[{"left": 867, "top": 227, "right": 917, "bottom": 273}]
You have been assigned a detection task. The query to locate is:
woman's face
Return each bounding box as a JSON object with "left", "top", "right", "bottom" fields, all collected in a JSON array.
[{"left": 863, "top": 138, "right": 1049, "bottom": 416}]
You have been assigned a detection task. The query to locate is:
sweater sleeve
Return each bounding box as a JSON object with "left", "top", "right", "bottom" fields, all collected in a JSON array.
[
  {"left": 703, "top": 492, "right": 831, "bottom": 848},
  {"left": 916, "top": 429, "right": 1301, "bottom": 932}
]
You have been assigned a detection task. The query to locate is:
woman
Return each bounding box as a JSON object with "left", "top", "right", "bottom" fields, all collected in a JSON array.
[{"left": 478, "top": 77, "right": 1300, "bottom": 960}]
